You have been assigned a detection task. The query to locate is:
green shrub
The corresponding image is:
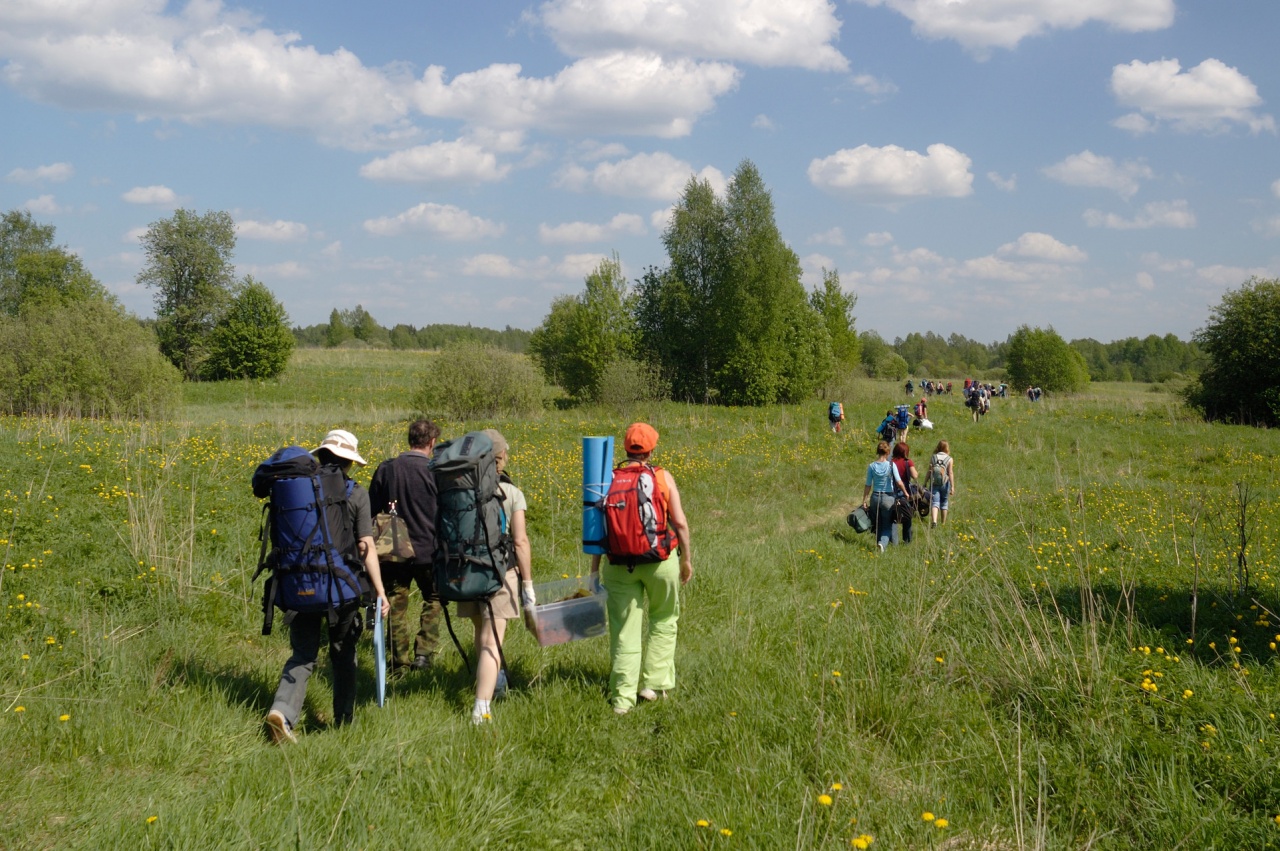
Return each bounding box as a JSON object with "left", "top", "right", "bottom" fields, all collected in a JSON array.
[
  {"left": 413, "top": 342, "right": 548, "bottom": 419},
  {"left": 0, "top": 299, "right": 181, "bottom": 416},
  {"left": 594, "top": 357, "right": 670, "bottom": 406},
  {"left": 203, "top": 278, "right": 294, "bottom": 380}
]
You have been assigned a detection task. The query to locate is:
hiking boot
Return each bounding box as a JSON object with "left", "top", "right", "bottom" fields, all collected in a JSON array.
[
  {"left": 638, "top": 688, "right": 667, "bottom": 702},
  {"left": 494, "top": 669, "right": 508, "bottom": 700},
  {"left": 410, "top": 654, "right": 432, "bottom": 671},
  {"left": 265, "top": 710, "right": 296, "bottom": 745}
]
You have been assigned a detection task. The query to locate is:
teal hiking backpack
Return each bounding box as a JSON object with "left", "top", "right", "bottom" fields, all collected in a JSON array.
[{"left": 432, "top": 431, "right": 514, "bottom": 673}]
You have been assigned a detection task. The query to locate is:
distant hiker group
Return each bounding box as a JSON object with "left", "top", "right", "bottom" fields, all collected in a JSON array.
[{"left": 251, "top": 419, "right": 693, "bottom": 739}]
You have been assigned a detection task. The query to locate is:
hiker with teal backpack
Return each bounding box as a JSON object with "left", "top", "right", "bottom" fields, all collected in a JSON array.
[
  {"left": 828, "top": 400, "right": 845, "bottom": 433},
  {"left": 255, "top": 429, "right": 390, "bottom": 744},
  {"left": 431, "top": 429, "right": 534, "bottom": 724}
]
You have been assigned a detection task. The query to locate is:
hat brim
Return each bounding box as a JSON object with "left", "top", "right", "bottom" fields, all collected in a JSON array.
[{"left": 312, "top": 446, "right": 367, "bottom": 465}]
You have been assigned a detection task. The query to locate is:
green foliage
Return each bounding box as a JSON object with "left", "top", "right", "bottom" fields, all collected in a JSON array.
[
  {"left": 203, "top": 278, "right": 295, "bottom": 380},
  {"left": 893, "top": 331, "right": 994, "bottom": 376},
  {"left": 341, "top": 305, "right": 390, "bottom": 347},
  {"left": 0, "top": 298, "right": 180, "bottom": 416},
  {"left": 1071, "top": 333, "right": 1203, "bottom": 382},
  {"left": 593, "top": 357, "right": 670, "bottom": 406},
  {"left": 638, "top": 161, "right": 833, "bottom": 404},
  {"left": 1005, "top": 325, "right": 1090, "bottom": 392},
  {"left": 324, "top": 308, "right": 351, "bottom": 347},
  {"left": 1186, "top": 277, "right": 1280, "bottom": 426},
  {"left": 413, "top": 342, "right": 547, "bottom": 419},
  {"left": 1, "top": 210, "right": 111, "bottom": 316},
  {"left": 137, "top": 209, "right": 237, "bottom": 380},
  {"left": 810, "top": 268, "right": 860, "bottom": 370},
  {"left": 528, "top": 254, "right": 636, "bottom": 401},
  {"left": 872, "top": 350, "right": 909, "bottom": 380}
]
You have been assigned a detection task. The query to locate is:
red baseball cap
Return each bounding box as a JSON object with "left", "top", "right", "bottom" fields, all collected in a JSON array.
[{"left": 624, "top": 422, "right": 659, "bottom": 454}]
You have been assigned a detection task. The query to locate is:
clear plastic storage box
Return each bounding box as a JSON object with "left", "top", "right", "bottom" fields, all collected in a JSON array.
[{"left": 528, "top": 575, "right": 607, "bottom": 647}]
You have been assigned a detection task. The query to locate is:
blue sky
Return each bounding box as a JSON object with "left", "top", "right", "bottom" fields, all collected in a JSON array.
[{"left": 2, "top": 0, "right": 1277, "bottom": 343}]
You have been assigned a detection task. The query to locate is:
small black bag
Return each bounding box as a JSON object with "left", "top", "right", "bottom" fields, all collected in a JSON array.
[{"left": 891, "top": 495, "right": 915, "bottom": 524}]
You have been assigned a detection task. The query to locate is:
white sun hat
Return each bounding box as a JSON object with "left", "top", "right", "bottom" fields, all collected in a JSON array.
[{"left": 313, "top": 428, "right": 367, "bottom": 465}]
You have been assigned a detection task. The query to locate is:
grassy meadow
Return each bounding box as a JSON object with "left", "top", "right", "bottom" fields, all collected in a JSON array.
[{"left": 4, "top": 349, "right": 1280, "bottom": 849}]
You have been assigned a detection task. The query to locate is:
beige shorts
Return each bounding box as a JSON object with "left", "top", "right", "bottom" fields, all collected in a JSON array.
[{"left": 455, "top": 568, "right": 519, "bottom": 620}]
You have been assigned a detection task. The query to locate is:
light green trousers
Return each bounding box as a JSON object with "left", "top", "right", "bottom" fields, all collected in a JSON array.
[{"left": 602, "top": 554, "right": 681, "bottom": 710}]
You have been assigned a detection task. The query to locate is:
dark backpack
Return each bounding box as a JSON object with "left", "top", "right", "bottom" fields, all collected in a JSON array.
[
  {"left": 252, "top": 446, "right": 363, "bottom": 635},
  {"left": 432, "top": 432, "right": 513, "bottom": 674},
  {"left": 603, "top": 462, "right": 676, "bottom": 568}
]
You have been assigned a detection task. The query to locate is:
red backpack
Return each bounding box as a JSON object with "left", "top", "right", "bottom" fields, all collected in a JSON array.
[{"left": 603, "top": 462, "right": 676, "bottom": 568}]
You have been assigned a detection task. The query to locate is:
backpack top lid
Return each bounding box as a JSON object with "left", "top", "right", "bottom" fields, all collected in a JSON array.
[{"left": 252, "top": 445, "right": 319, "bottom": 499}]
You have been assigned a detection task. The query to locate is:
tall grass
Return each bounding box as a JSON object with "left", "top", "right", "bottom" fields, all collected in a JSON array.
[{"left": 2, "top": 352, "right": 1279, "bottom": 848}]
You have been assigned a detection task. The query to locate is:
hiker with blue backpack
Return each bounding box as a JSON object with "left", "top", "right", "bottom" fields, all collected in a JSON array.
[
  {"left": 828, "top": 400, "right": 845, "bottom": 433},
  {"left": 369, "top": 418, "right": 443, "bottom": 680},
  {"left": 590, "top": 422, "right": 693, "bottom": 716},
  {"left": 860, "top": 440, "right": 910, "bottom": 553},
  {"left": 256, "top": 429, "right": 390, "bottom": 744}
]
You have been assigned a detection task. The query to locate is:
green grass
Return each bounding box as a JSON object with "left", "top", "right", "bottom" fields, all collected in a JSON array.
[{"left": 4, "top": 350, "right": 1280, "bottom": 849}]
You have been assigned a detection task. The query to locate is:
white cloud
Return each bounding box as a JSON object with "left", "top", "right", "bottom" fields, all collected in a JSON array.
[
  {"left": 555, "top": 253, "right": 611, "bottom": 279},
  {"left": 359, "top": 138, "right": 513, "bottom": 184},
  {"left": 863, "top": 231, "right": 894, "bottom": 247},
  {"left": 1042, "top": 151, "right": 1152, "bottom": 200},
  {"left": 413, "top": 52, "right": 741, "bottom": 139},
  {"left": 7, "top": 162, "right": 74, "bottom": 183},
  {"left": 808, "top": 227, "right": 845, "bottom": 246},
  {"left": 236, "top": 219, "right": 309, "bottom": 241},
  {"left": 1254, "top": 215, "right": 1280, "bottom": 239},
  {"left": 987, "top": 171, "right": 1017, "bottom": 192},
  {"left": 850, "top": 73, "right": 898, "bottom": 99},
  {"left": 808, "top": 143, "right": 973, "bottom": 199},
  {"left": 651, "top": 205, "right": 676, "bottom": 231},
  {"left": 801, "top": 253, "right": 836, "bottom": 284},
  {"left": 1111, "top": 58, "right": 1276, "bottom": 135},
  {"left": 557, "top": 151, "right": 726, "bottom": 200},
  {"left": 1083, "top": 199, "right": 1196, "bottom": 230},
  {"left": 124, "top": 227, "right": 148, "bottom": 244},
  {"left": 122, "top": 184, "right": 177, "bottom": 205},
  {"left": 892, "top": 246, "right": 946, "bottom": 266},
  {"left": 752, "top": 114, "right": 775, "bottom": 130},
  {"left": 537, "top": 0, "right": 849, "bottom": 72},
  {"left": 1136, "top": 271, "right": 1155, "bottom": 291},
  {"left": 22, "top": 194, "right": 65, "bottom": 216},
  {"left": 1272, "top": 178, "right": 1280, "bottom": 199},
  {"left": 996, "top": 232, "right": 1087, "bottom": 263},
  {"left": 363, "top": 203, "right": 505, "bottom": 240},
  {"left": 320, "top": 241, "right": 342, "bottom": 258},
  {"left": 241, "top": 260, "right": 307, "bottom": 279},
  {"left": 1197, "top": 264, "right": 1275, "bottom": 288},
  {"left": 0, "top": 3, "right": 415, "bottom": 149},
  {"left": 853, "top": 0, "right": 1174, "bottom": 54},
  {"left": 1111, "top": 113, "right": 1156, "bottom": 135},
  {"left": 461, "top": 253, "right": 525, "bottom": 278},
  {"left": 539, "top": 213, "right": 646, "bottom": 243}
]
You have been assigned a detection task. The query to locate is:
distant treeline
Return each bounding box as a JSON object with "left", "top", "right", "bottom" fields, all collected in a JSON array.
[
  {"left": 293, "top": 306, "right": 531, "bottom": 352},
  {"left": 885, "top": 330, "right": 1203, "bottom": 382}
]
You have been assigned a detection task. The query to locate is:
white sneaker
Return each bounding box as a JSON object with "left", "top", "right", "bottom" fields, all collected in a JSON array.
[
  {"left": 266, "top": 710, "right": 296, "bottom": 744},
  {"left": 877, "top": 542, "right": 885, "bottom": 553},
  {"left": 613, "top": 705, "right": 630, "bottom": 715},
  {"left": 638, "top": 688, "right": 667, "bottom": 702}
]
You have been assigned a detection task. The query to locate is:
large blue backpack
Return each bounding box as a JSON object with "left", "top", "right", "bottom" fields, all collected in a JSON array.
[{"left": 252, "top": 446, "right": 364, "bottom": 635}]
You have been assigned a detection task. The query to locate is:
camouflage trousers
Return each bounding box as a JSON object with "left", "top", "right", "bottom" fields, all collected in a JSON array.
[{"left": 383, "top": 563, "right": 441, "bottom": 669}]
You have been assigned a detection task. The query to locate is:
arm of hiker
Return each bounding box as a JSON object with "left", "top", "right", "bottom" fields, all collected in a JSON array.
[
  {"left": 664, "top": 470, "right": 693, "bottom": 585},
  {"left": 359, "top": 536, "right": 390, "bottom": 617},
  {"left": 511, "top": 508, "right": 535, "bottom": 609},
  {"left": 949, "top": 461, "right": 956, "bottom": 494}
]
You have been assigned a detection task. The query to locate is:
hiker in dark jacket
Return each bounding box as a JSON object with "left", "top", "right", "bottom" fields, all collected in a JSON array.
[
  {"left": 369, "top": 418, "right": 443, "bottom": 678},
  {"left": 266, "top": 429, "right": 389, "bottom": 744}
]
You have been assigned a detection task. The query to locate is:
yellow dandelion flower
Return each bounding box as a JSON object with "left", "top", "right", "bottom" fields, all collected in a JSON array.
[
  {"left": 832, "top": 671, "right": 841, "bottom": 678},
  {"left": 818, "top": 794, "right": 833, "bottom": 806},
  {"left": 696, "top": 819, "right": 710, "bottom": 828},
  {"left": 831, "top": 782, "right": 843, "bottom": 791},
  {"left": 935, "top": 818, "right": 949, "bottom": 829},
  {"left": 13, "top": 706, "right": 24, "bottom": 713},
  {"left": 922, "top": 812, "right": 935, "bottom": 821},
  {"left": 59, "top": 714, "right": 69, "bottom": 722},
  {"left": 720, "top": 828, "right": 732, "bottom": 837},
  {"left": 146, "top": 816, "right": 158, "bottom": 825},
  {"left": 1183, "top": 690, "right": 1193, "bottom": 699}
]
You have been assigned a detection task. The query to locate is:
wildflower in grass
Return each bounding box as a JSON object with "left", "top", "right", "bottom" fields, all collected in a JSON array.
[
  {"left": 13, "top": 706, "right": 23, "bottom": 713},
  {"left": 720, "top": 828, "right": 732, "bottom": 836},
  {"left": 832, "top": 671, "right": 841, "bottom": 678},
  {"left": 45, "top": 637, "right": 55, "bottom": 645},
  {"left": 696, "top": 820, "right": 710, "bottom": 828},
  {"left": 922, "top": 812, "right": 935, "bottom": 822},
  {"left": 851, "top": 834, "right": 875, "bottom": 848},
  {"left": 831, "top": 783, "right": 843, "bottom": 791},
  {"left": 147, "top": 816, "right": 158, "bottom": 825},
  {"left": 1183, "top": 690, "right": 1193, "bottom": 699},
  {"left": 935, "top": 656, "right": 944, "bottom": 664},
  {"left": 1274, "top": 815, "right": 1280, "bottom": 826},
  {"left": 21, "top": 654, "right": 29, "bottom": 660},
  {"left": 935, "top": 818, "right": 949, "bottom": 829},
  {"left": 819, "top": 794, "right": 833, "bottom": 806},
  {"left": 59, "top": 714, "right": 69, "bottom": 721}
]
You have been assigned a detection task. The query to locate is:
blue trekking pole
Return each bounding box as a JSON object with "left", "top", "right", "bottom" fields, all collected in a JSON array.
[{"left": 372, "top": 603, "right": 386, "bottom": 707}]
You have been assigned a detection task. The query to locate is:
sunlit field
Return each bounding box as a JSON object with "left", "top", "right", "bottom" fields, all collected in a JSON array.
[{"left": 4, "top": 350, "right": 1279, "bottom": 849}]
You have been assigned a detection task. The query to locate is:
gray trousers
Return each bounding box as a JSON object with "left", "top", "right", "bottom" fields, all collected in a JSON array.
[{"left": 270, "top": 605, "right": 363, "bottom": 728}]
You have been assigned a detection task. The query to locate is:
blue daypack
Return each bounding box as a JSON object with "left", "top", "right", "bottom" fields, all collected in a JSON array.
[
  {"left": 252, "top": 446, "right": 364, "bottom": 635},
  {"left": 895, "top": 405, "right": 910, "bottom": 429},
  {"left": 828, "top": 401, "right": 843, "bottom": 419}
]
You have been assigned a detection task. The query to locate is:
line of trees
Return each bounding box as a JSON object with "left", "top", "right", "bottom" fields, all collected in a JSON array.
[{"left": 293, "top": 308, "right": 532, "bottom": 352}]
